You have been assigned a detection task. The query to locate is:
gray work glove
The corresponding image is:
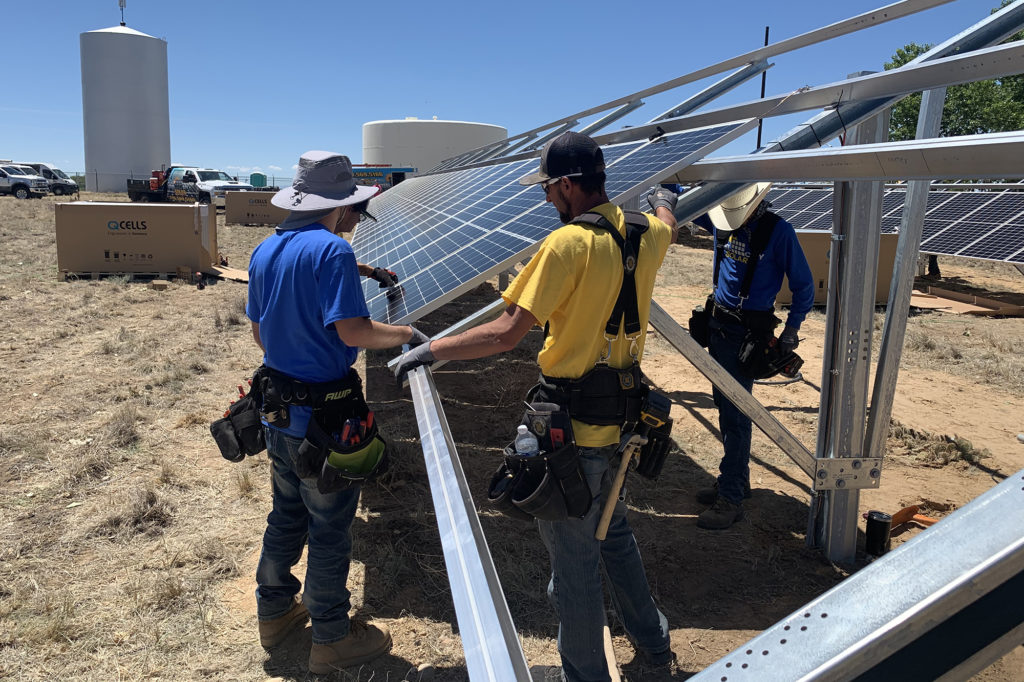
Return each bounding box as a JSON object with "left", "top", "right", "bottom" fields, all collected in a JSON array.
[
  {"left": 647, "top": 187, "right": 678, "bottom": 214},
  {"left": 370, "top": 266, "right": 398, "bottom": 288},
  {"left": 394, "top": 342, "right": 435, "bottom": 386},
  {"left": 778, "top": 326, "right": 800, "bottom": 353},
  {"left": 407, "top": 325, "right": 430, "bottom": 348}
]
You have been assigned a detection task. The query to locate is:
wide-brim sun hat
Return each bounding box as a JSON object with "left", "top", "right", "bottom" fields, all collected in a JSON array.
[
  {"left": 271, "top": 150, "right": 379, "bottom": 211},
  {"left": 706, "top": 182, "right": 772, "bottom": 232}
]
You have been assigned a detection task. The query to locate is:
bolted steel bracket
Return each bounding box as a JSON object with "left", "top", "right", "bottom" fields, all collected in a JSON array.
[{"left": 813, "top": 457, "right": 883, "bottom": 491}]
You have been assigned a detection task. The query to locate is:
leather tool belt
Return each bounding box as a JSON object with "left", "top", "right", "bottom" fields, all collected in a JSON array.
[{"left": 486, "top": 402, "right": 591, "bottom": 522}]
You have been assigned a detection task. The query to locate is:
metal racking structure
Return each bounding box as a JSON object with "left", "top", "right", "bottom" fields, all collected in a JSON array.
[{"left": 355, "top": 1, "right": 1024, "bottom": 677}]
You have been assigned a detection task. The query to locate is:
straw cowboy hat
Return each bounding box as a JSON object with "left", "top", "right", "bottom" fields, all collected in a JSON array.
[
  {"left": 706, "top": 182, "right": 772, "bottom": 232},
  {"left": 271, "top": 150, "right": 379, "bottom": 212}
]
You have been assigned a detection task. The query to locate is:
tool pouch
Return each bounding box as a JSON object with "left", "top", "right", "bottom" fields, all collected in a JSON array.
[
  {"left": 688, "top": 294, "right": 714, "bottom": 348},
  {"left": 210, "top": 395, "right": 266, "bottom": 462},
  {"left": 737, "top": 329, "right": 781, "bottom": 380},
  {"left": 634, "top": 414, "right": 674, "bottom": 480},
  {"left": 485, "top": 402, "right": 591, "bottom": 522},
  {"left": 320, "top": 431, "right": 388, "bottom": 493},
  {"left": 293, "top": 378, "right": 388, "bottom": 493},
  {"left": 297, "top": 417, "right": 389, "bottom": 494}
]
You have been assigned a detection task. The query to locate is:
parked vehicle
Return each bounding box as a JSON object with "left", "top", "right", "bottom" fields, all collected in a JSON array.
[
  {"left": 0, "top": 164, "right": 49, "bottom": 199},
  {"left": 127, "top": 166, "right": 254, "bottom": 207},
  {"left": 16, "top": 162, "right": 79, "bottom": 196}
]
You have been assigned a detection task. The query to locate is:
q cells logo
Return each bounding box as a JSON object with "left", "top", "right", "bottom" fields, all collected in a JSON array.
[{"left": 107, "top": 220, "right": 147, "bottom": 231}]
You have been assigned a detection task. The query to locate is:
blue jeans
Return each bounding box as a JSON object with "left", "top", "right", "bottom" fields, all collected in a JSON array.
[
  {"left": 708, "top": 317, "right": 755, "bottom": 504},
  {"left": 255, "top": 426, "right": 361, "bottom": 645},
  {"left": 537, "top": 444, "right": 670, "bottom": 682}
]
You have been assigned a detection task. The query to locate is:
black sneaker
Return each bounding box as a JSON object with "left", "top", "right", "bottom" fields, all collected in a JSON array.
[
  {"left": 697, "top": 497, "right": 745, "bottom": 530},
  {"left": 695, "top": 481, "right": 751, "bottom": 506}
]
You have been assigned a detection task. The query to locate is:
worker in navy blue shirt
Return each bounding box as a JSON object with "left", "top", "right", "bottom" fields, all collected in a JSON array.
[
  {"left": 692, "top": 183, "right": 814, "bottom": 530},
  {"left": 246, "top": 151, "right": 428, "bottom": 673}
]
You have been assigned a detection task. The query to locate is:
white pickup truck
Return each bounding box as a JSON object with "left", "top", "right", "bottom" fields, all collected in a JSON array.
[
  {"left": 128, "top": 166, "right": 254, "bottom": 207},
  {"left": 0, "top": 164, "right": 50, "bottom": 199}
]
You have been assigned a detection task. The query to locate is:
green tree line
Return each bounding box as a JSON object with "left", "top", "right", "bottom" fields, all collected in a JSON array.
[{"left": 886, "top": 0, "right": 1024, "bottom": 141}]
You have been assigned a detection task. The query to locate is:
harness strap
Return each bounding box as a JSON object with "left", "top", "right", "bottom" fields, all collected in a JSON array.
[
  {"left": 572, "top": 209, "right": 649, "bottom": 337},
  {"left": 714, "top": 211, "right": 780, "bottom": 309},
  {"left": 738, "top": 212, "right": 779, "bottom": 300}
]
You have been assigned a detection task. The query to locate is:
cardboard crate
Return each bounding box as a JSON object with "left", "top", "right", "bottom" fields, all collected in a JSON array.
[
  {"left": 224, "top": 190, "right": 288, "bottom": 225},
  {"left": 55, "top": 202, "right": 217, "bottom": 276},
  {"left": 776, "top": 231, "right": 898, "bottom": 305}
]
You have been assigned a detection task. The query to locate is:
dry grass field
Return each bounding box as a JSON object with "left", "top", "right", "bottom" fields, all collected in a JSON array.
[{"left": 1, "top": 193, "right": 1022, "bottom": 681}]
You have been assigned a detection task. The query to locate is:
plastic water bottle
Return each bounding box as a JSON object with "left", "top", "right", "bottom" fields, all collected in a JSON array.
[{"left": 514, "top": 425, "right": 539, "bottom": 457}]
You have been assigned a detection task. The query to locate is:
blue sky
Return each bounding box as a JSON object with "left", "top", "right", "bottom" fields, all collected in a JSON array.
[{"left": 1, "top": 0, "right": 1007, "bottom": 179}]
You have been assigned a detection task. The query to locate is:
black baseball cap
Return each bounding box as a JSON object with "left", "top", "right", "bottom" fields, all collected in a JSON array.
[{"left": 518, "top": 131, "right": 606, "bottom": 185}]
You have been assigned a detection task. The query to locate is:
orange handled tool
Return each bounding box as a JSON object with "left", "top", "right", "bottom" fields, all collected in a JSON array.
[{"left": 866, "top": 505, "right": 939, "bottom": 527}]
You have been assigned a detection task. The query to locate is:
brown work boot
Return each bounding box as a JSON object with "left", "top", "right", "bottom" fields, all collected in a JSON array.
[
  {"left": 308, "top": 620, "right": 392, "bottom": 674},
  {"left": 695, "top": 481, "right": 751, "bottom": 506},
  {"left": 697, "top": 497, "right": 744, "bottom": 530},
  {"left": 259, "top": 598, "right": 309, "bottom": 648}
]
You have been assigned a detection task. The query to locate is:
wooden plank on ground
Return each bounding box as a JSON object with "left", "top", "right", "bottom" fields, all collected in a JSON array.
[
  {"left": 603, "top": 625, "right": 621, "bottom": 682},
  {"left": 206, "top": 265, "right": 249, "bottom": 283},
  {"left": 909, "top": 287, "right": 1024, "bottom": 316}
]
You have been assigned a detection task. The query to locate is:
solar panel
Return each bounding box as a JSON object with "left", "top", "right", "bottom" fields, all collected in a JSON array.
[
  {"left": 766, "top": 187, "right": 1024, "bottom": 265},
  {"left": 352, "top": 120, "right": 753, "bottom": 324}
]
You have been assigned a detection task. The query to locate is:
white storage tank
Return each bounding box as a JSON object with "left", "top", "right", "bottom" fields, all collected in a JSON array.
[
  {"left": 80, "top": 26, "right": 171, "bottom": 193},
  {"left": 363, "top": 118, "right": 507, "bottom": 175}
]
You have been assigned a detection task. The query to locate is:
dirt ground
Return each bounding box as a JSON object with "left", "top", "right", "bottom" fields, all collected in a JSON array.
[{"left": 0, "top": 193, "right": 1022, "bottom": 681}]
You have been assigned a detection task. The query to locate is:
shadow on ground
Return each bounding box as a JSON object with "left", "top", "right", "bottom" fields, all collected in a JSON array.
[{"left": 355, "top": 283, "right": 847, "bottom": 675}]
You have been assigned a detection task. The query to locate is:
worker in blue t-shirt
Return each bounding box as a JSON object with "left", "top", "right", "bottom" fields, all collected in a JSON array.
[
  {"left": 246, "top": 150, "right": 428, "bottom": 673},
  {"left": 692, "top": 183, "right": 814, "bottom": 530}
]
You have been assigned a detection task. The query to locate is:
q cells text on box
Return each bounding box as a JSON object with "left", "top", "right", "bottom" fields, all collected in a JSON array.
[
  {"left": 54, "top": 202, "right": 217, "bottom": 276},
  {"left": 224, "top": 191, "right": 289, "bottom": 225}
]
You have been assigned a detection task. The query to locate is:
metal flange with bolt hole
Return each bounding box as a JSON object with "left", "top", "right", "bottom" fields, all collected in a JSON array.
[{"left": 813, "top": 457, "right": 883, "bottom": 490}]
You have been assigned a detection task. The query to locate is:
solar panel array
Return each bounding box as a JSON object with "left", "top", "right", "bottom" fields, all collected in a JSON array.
[
  {"left": 767, "top": 187, "right": 1024, "bottom": 264},
  {"left": 352, "top": 121, "right": 751, "bottom": 324},
  {"left": 428, "top": 142, "right": 506, "bottom": 173}
]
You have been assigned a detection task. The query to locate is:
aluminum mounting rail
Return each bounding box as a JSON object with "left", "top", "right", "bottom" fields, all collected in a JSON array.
[
  {"left": 771, "top": 182, "right": 1024, "bottom": 190},
  {"left": 648, "top": 61, "right": 771, "bottom": 123},
  {"left": 407, "top": 364, "right": 531, "bottom": 681},
  {"left": 649, "top": 301, "right": 819, "bottom": 480},
  {"left": 672, "top": 130, "right": 1024, "bottom": 183},
  {"left": 431, "top": 0, "right": 955, "bottom": 169},
  {"left": 623, "top": 41, "right": 1024, "bottom": 141},
  {"left": 688, "top": 468, "right": 1024, "bottom": 681},
  {"left": 671, "top": 0, "right": 1024, "bottom": 225},
  {"left": 515, "top": 0, "right": 955, "bottom": 138},
  {"left": 387, "top": 299, "right": 507, "bottom": 376}
]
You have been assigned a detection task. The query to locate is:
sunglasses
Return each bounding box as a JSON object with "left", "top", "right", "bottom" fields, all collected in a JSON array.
[
  {"left": 541, "top": 172, "right": 583, "bottom": 193},
  {"left": 351, "top": 199, "right": 377, "bottom": 223}
]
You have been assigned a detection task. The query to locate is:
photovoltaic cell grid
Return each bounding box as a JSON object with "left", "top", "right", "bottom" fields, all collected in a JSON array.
[
  {"left": 428, "top": 143, "right": 503, "bottom": 173},
  {"left": 352, "top": 122, "right": 748, "bottom": 324},
  {"left": 766, "top": 188, "right": 1024, "bottom": 264}
]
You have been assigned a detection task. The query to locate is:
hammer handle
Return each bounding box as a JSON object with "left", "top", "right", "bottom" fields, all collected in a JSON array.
[{"left": 595, "top": 439, "right": 641, "bottom": 541}]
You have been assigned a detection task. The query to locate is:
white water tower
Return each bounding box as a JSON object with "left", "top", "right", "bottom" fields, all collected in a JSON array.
[
  {"left": 80, "top": 24, "right": 171, "bottom": 192},
  {"left": 362, "top": 118, "right": 507, "bottom": 175}
]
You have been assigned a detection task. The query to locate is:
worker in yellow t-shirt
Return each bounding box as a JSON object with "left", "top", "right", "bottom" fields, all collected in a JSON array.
[{"left": 394, "top": 131, "right": 680, "bottom": 679}]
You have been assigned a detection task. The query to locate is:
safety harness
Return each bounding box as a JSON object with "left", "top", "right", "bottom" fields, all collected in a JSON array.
[
  {"left": 532, "top": 209, "right": 651, "bottom": 426},
  {"left": 486, "top": 208, "right": 679, "bottom": 523},
  {"left": 708, "top": 211, "right": 804, "bottom": 379},
  {"left": 710, "top": 211, "right": 781, "bottom": 331}
]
